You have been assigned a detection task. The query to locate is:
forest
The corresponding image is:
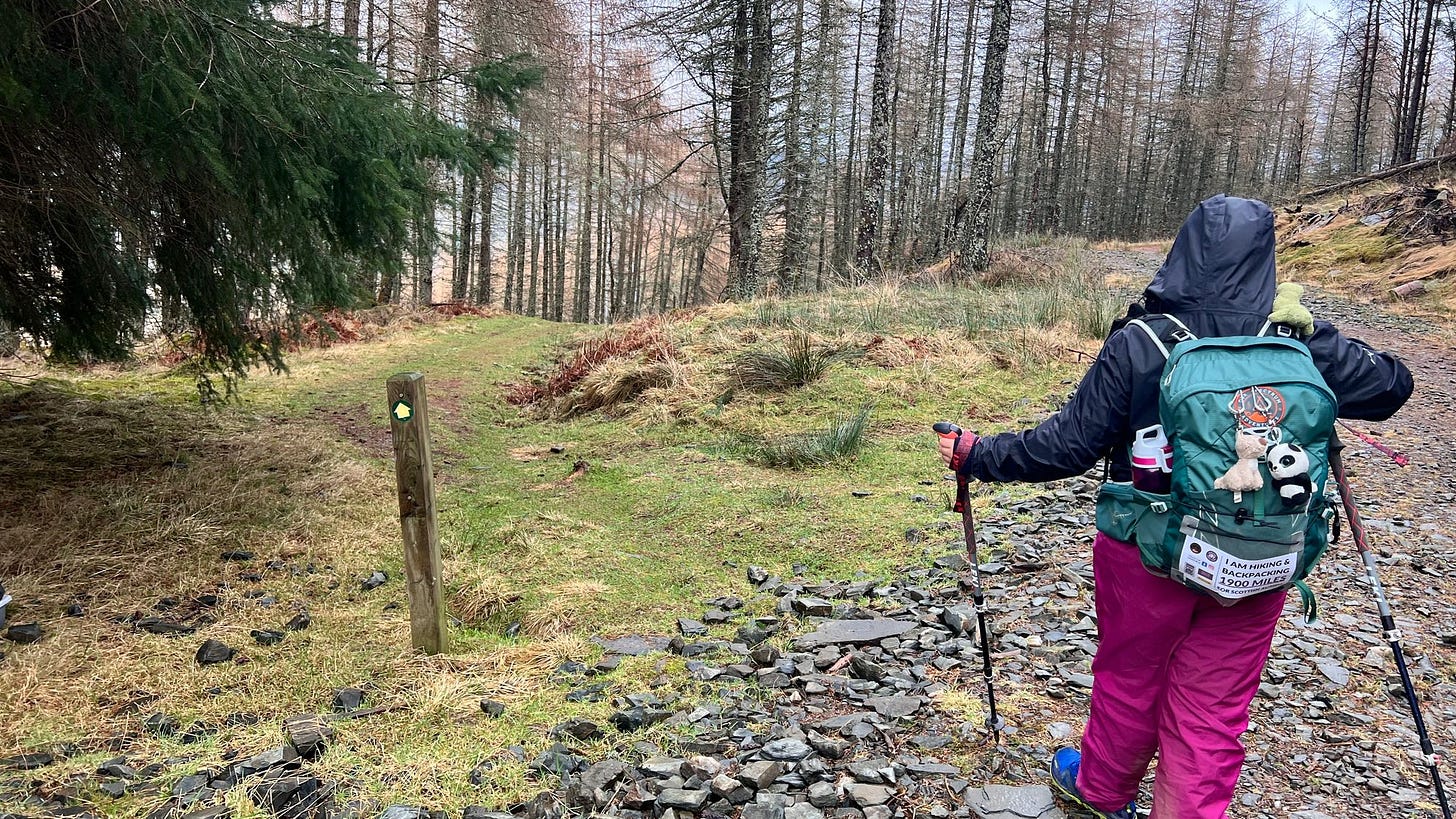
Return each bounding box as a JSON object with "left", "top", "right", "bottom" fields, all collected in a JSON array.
[{"left": 307, "top": 0, "right": 1456, "bottom": 321}]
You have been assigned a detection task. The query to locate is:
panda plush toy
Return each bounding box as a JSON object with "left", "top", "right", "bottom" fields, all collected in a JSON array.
[{"left": 1266, "top": 442, "right": 1313, "bottom": 506}]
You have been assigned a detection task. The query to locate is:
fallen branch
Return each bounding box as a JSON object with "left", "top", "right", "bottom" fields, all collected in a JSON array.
[{"left": 1296, "top": 153, "right": 1456, "bottom": 201}]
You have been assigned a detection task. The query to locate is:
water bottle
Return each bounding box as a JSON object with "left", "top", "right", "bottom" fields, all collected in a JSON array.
[{"left": 1131, "top": 424, "right": 1172, "bottom": 493}]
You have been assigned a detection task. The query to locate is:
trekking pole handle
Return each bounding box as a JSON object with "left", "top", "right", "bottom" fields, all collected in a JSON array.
[{"left": 934, "top": 423, "right": 970, "bottom": 513}]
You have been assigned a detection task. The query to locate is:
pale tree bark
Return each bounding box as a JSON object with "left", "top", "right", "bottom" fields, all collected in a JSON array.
[
  {"left": 855, "top": 0, "right": 895, "bottom": 279},
  {"left": 956, "top": 0, "right": 1012, "bottom": 276}
]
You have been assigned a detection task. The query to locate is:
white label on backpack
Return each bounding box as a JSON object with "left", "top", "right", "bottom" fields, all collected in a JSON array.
[{"left": 1178, "top": 534, "right": 1297, "bottom": 598}]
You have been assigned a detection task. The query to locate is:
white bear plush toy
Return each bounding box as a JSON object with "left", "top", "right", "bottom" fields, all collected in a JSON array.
[{"left": 1266, "top": 442, "right": 1313, "bottom": 506}]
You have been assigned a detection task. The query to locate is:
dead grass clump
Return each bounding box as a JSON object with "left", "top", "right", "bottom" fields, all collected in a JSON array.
[
  {"left": 565, "top": 356, "right": 681, "bottom": 417},
  {"left": 983, "top": 327, "right": 1078, "bottom": 371},
  {"left": 520, "top": 582, "right": 611, "bottom": 638},
  {"left": 982, "top": 238, "right": 1098, "bottom": 289},
  {"left": 447, "top": 563, "right": 522, "bottom": 627},
  {"left": 505, "top": 317, "right": 677, "bottom": 412},
  {"left": 864, "top": 335, "right": 935, "bottom": 368}
]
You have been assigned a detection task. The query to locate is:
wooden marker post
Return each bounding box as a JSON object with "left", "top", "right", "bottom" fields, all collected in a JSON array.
[{"left": 386, "top": 372, "right": 448, "bottom": 655}]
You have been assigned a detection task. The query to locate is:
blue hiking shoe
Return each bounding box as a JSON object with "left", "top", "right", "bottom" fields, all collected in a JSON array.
[{"left": 1049, "top": 747, "right": 1138, "bottom": 818}]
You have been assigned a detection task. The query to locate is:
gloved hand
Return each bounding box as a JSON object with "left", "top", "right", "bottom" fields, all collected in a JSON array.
[
  {"left": 934, "top": 423, "right": 979, "bottom": 474},
  {"left": 1270, "top": 282, "right": 1315, "bottom": 337}
]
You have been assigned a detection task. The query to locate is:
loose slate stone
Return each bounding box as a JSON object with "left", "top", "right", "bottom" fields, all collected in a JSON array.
[
  {"left": 1315, "top": 660, "right": 1350, "bottom": 687},
  {"left": 610, "top": 707, "right": 667, "bottom": 732},
  {"left": 738, "top": 761, "right": 785, "bottom": 790},
  {"left": 760, "top": 738, "right": 814, "bottom": 761},
  {"left": 850, "top": 655, "right": 887, "bottom": 682},
  {"left": 137, "top": 618, "right": 195, "bottom": 636},
  {"left": 172, "top": 774, "right": 210, "bottom": 797},
  {"left": 221, "top": 550, "right": 255, "bottom": 562},
  {"left": 941, "top": 606, "right": 975, "bottom": 635},
  {"left": 807, "top": 781, "right": 839, "bottom": 808},
  {"left": 4, "top": 623, "right": 43, "bottom": 644},
  {"left": 285, "top": 613, "right": 311, "bottom": 631},
  {"left": 786, "top": 805, "right": 826, "bottom": 819},
  {"left": 98, "top": 759, "right": 138, "bottom": 779},
  {"left": 99, "top": 780, "right": 129, "bottom": 799},
  {"left": 793, "top": 619, "right": 915, "bottom": 648},
  {"left": 283, "top": 715, "right": 333, "bottom": 760},
  {"left": 792, "top": 598, "right": 834, "bottom": 617},
  {"left": 248, "top": 769, "right": 331, "bottom": 816},
  {"left": 640, "top": 757, "right": 688, "bottom": 778},
  {"left": 657, "top": 789, "right": 710, "bottom": 812},
  {"left": 845, "top": 784, "right": 895, "bottom": 807},
  {"left": 964, "top": 785, "right": 1065, "bottom": 819},
  {"left": 146, "top": 713, "right": 182, "bottom": 736},
  {"left": 580, "top": 760, "right": 630, "bottom": 791},
  {"left": 743, "top": 804, "right": 786, "bottom": 819},
  {"left": 480, "top": 699, "right": 506, "bottom": 718},
  {"left": 235, "top": 745, "right": 298, "bottom": 778},
  {"left": 528, "top": 745, "right": 582, "bottom": 777},
  {"left": 807, "top": 732, "right": 852, "bottom": 760},
  {"left": 0, "top": 752, "right": 54, "bottom": 770},
  {"left": 195, "top": 640, "right": 235, "bottom": 665},
  {"left": 747, "top": 566, "right": 770, "bottom": 585},
  {"left": 551, "top": 718, "right": 603, "bottom": 741},
  {"left": 677, "top": 618, "right": 709, "bottom": 637},
  {"left": 332, "top": 687, "right": 366, "bottom": 713},
  {"left": 868, "top": 696, "right": 920, "bottom": 720},
  {"left": 737, "top": 625, "right": 773, "bottom": 646},
  {"left": 360, "top": 571, "right": 387, "bottom": 591},
  {"left": 251, "top": 629, "right": 285, "bottom": 646}
]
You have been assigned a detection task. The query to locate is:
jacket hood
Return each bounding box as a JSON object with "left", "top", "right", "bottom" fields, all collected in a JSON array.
[{"left": 1144, "top": 194, "right": 1276, "bottom": 314}]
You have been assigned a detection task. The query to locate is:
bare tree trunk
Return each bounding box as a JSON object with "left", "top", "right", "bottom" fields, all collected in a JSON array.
[
  {"left": 855, "top": 0, "right": 895, "bottom": 278},
  {"left": 956, "top": 0, "right": 1012, "bottom": 276}
]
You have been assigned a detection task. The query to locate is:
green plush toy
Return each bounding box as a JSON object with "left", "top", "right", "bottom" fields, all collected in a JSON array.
[{"left": 1270, "top": 282, "right": 1315, "bottom": 337}]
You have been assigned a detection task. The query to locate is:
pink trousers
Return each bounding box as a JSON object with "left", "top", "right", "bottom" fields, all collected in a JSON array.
[{"left": 1077, "top": 533, "right": 1287, "bottom": 818}]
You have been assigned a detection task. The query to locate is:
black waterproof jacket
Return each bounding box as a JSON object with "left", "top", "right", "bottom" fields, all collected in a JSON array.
[{"left": 963, "top": 194, "right": 1415, "bottom": 484}]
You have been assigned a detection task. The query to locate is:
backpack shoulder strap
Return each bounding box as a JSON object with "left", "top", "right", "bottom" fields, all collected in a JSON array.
[
  {"left": 1125, "top": 314, "right": 1197, "bottom": 361},
  {"left": 1256, "top": 319, "right": 1302, "bottom": 340}
]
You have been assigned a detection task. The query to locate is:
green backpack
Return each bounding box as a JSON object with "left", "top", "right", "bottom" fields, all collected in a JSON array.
[{"left": 1095, "top": 315, "right": 1339, "bottom": 617}]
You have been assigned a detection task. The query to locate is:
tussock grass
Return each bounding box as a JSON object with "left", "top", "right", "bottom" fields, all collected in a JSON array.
[
  {"left": 748, "top": 404, "right": 874, "bottom": 468},
  {"left": 729, "top": 331, "right": 859, "bottom": 391}
]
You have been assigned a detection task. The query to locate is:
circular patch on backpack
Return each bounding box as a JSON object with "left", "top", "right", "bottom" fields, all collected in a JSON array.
[{"left": 1229, "top": 386, "right": 1287, "bottom": 430}]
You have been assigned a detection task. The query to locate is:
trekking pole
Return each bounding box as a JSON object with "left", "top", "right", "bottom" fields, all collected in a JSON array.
[
  {"left": 934, "top": 422, "right": 1006, "bottom": 743},
  {"left": 1330, "top": 433, "right": 1452, "bottom": 819}
]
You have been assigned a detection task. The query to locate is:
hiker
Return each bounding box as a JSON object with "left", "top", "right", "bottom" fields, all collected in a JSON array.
[{"left": 936, "top": 194, "right": 1413, "bottom": 819}]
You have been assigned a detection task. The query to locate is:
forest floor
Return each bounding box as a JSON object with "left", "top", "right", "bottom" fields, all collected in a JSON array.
[{"left": 0, "top": 243, "right": 1453, "bottom": 819}]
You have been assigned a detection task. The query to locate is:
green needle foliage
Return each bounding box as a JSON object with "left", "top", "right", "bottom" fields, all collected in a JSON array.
[{"left": 0, "top": 0, "right": 537, "bottom": 395}]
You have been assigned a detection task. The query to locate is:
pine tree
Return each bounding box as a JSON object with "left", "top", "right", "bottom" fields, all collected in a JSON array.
[{"left": 0, "top": 0, "right": 536, "bottom": 394}]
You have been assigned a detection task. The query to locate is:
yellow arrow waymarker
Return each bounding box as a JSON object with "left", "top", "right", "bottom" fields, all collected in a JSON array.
[{"left": 391, "top": 399, "right": 414, "bottom": 422}]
